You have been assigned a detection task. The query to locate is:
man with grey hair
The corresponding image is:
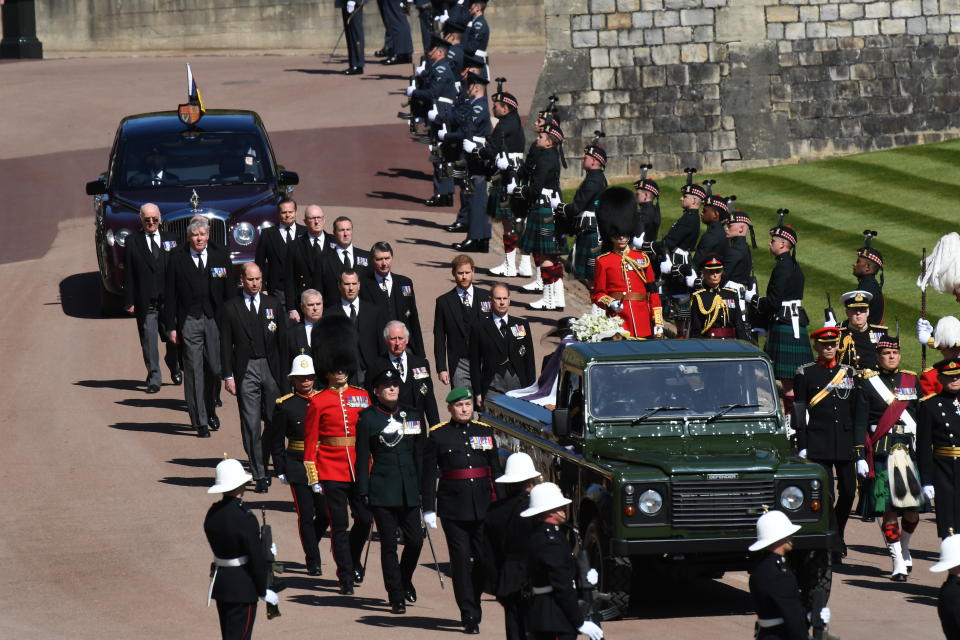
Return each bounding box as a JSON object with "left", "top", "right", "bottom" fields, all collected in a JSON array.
[
  {"left": 372, "top": 320, "right": 439, "bottom": 425},
  {"left": 285, "top": 204, "right": 331, "bottom": 322},
  {"left": 288, "top": 288, "right": 323, "bottom": 366},
  {"left": 165, "top": 217, "right": 235, "bottom": 437},
  {"left": 124, "top": 203, "right": 181, "bottom": 393}
]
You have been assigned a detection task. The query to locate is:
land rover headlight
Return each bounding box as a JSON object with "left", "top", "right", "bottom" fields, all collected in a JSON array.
[
  {"left": 780, "top": 486, "right": 804, "bottom": 511},
  {"left": 232, "top": 222, "right": 255, "bottom": 246},
  {"left": 638, "top": 489, "right": 663, "bottom": 515},
  {"left": 115, "top": 228, "right": 131, "bottom": 247}
]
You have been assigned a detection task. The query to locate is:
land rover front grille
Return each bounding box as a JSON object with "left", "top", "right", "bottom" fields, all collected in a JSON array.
[{"left": 671, "top": 479, "right": 775, "bottom": 528}]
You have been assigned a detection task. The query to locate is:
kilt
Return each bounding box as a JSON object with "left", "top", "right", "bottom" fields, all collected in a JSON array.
[
  {"left": 857, "top": 459, "right": 930, "bottom": 517},
  {"left": 490, "top": 182, "right": 514, "bottom": 221},
  {"left": 573, "top": 228, "right": 600, "bottom": 282},
  {"left": 764, "top": 322, "right": 813, "bottom": 379},
  {"left": 520, "top": 205, "right": 563, "bottom": 256}
]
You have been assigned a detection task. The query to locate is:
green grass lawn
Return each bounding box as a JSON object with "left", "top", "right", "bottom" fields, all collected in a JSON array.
[{"left": 565, "top": 139, "right": 960, "bottom": 372}]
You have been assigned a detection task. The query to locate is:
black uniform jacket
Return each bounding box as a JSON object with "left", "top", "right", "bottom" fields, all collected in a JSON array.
[
  {"left": 558, "top": 169, "right": 606, "bottom": 228},
  {"left": 219, "top": 293, "right": 287, "bottom": 387},
  {"left": 939, "top": 574, "right": 960, "bottom": 640},
  {"left": 518, "top": 145, "right": 561, "bottom": 204},
  {"left": 360, "top": 270, "right": 426, "bottom": 357},
  {"left": 283, "top": 233, "right": 332, "bottom": 310},
  {"left": 748, "top": 552, "right": 808, "bottom": 640},
  {"left": 525, "top": 522, "right": 583, "bottom": 634},
  {"left": 692, "top": 219, "right": 726, "bottom": 268},
  {"left": 853, "top": 368, "right": 919, "bottom": 457},
  {"left": 254, "top": 223, "right": 305, "bottom": 297},
  {"left": 479, "top": 109, "right": 526, "bottom": 160},
  {"left": 469, "top": 314, "right": 536, "bottom": 400},
  {"left": 422, "top": 419, "right": 504, "bottom": 520},
  {"left": 123, "top": 229, "right": 178, "bottom": 317},
  {"left": 793, "top": 360, "right": 857, "bottom": 460},
  {"left": 372, "top": 351, "right": 440, "bottom": 427},
  {"left": 203, "top": 496, "right": 268, "bottom": 603},
  {"left": 858, "top": 272, "right": 885, "bottom": 326},
  {"left": 482, "top": 490, "right": 532, "bottom": 597},
  {"left": 321, "top": 301, "right": 387, "bottom": 375},
  {"left": 634, "top": 201, "right": 661, "bottom": 244},
  {"left": 355, "top": 403, "right": 427, "bottom": 508},
  {"left": 838, "top": 321, "right": 886, "bottom": 372},
  {"left": 433, "top": 286, "right": 491, "bottom": 375},
  {"left": 164, "top": 245, "right": 235, "bottom": 330},
  {"left": 918, "top": 391, "right": 960, "bottom": 486},
  {"left": 270, "top": 390, "right": 318, "bottom": 484},
  {"left": 689, "top": 286, "right": 749, "bottom": 340},
  {"left": 722, "top": 235, "right": 753, "bottom": 289},
  {"left": 757, "top": 252, "right": 807, "bottom": 327},
  {"left": 660, "top": 208, "right": 700, "bottom": 253}
]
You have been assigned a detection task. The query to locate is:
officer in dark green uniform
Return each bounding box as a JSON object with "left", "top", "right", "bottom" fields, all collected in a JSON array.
[
  {"left": 355, "top": 367, "right": 427, "bottom": 614},
  {"left": 422, "top": 387, "right": 504, "bottom": 634}
]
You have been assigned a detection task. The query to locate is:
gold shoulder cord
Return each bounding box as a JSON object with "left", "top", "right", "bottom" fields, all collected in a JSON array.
[{"left": 693, "top": 291, "right": 728, "bottom": 333}]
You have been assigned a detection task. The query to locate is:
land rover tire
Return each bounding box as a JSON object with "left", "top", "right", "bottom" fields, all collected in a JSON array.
[
  {"left": 582, "top": 520, "right": 632, "bottom": 615},
  {"left": 790, "top": 548, "right": 832, "bottom": 608}
]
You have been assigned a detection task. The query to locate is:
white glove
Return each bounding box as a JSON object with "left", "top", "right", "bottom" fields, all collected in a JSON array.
[
  {"left": 278, "top": 474, "right": 289, "bottom": 485},
  {"left": 427, "top": 107, "right": 438, "bottom": 121},
  {"left": 856, "top": 459, "right": 869, "bottom": 477},
  {"left": 631, "top": 235, "right": 645, "bottom": 251},
  {"left": 798, "top": 449, "right": 807, "bottom": 459},
  {"left": 262, "top": 589, "right": 279, "bottom": 606},
  {"left": 924, "top": 485, "right": 936, "bottom": 500},
  {"left": 744, "top": 282, "right": 757, "bottom": 303},
  {"left": 405, "top": 85, "right": 415, "bottom": 97},
  {"left": 684, "top": 273, "right": 697, "bottom": 289},
  {"left": 918, "top": 317, "right": 934, "bottom": 345},
  {"left": 824, "top": 313, "right": 838, "bottom": 328},
  {"left": 423, "top": 511, "right": 438, "bottom": 528},
  {"left": 270, "top": 542, "right": 278, "bottom": 557},
  {"left": 608, "top": 300, "right": 623, "bottom": 313},
  {"left": 586, "top": 568, "right": 598, "bottom": 585},
  {"left": 310, "top": 482, "right": 323, "bottom": 494},
  {"left": 549, "top": 191, "right": 562, "bottom": 210},
  {"left": 660, "top": 257, "right": 672, "bottom": 273},
  {"left": 653, "top": 325, "right": 664, "bottom": 338},
  {"left": 438, "top": 124, "right": 447, "bottom": 140},
  {"left": 506, "top": 177, "right": 517, "bottom": 194},
  {"left": 438, "top": 9, "right": 449, "bottom": 24},
  {"left": 578, "top": 620, "right": 603, "bottom": 640},
  {"left": 820, "top": 607, "right": 831, "bottom": 625},
  {"left": 346, "top": 1, "right": 356, "bottom": 12},
  {"left": 496, "top": 154, "right": 509, "bottom": 170},
  {"left": 416, "top": 61, "right": 426, "bottom": 75},
  {"left": 463, "top": 139, "right": 477, "bottom": 153}
]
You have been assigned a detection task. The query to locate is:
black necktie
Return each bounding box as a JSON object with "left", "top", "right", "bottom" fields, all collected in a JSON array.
[
  {"left": 149, "top": 235, "right": 160, "bottom": 259},
  {"left": 395, "top": 357, "right": 404, "bottom": 379},
  {"left": 284, "top": 228, "right": 292, "bottom": 243},
  {"left": 196, "top": 253, "right": 204, "bottom": 272},
  {"left": 248, "top": 296, "right": 257, "bottom": 317},
  {"left": 349, "top": 302, "right": 357, "bottom": 325},
  {"left": 499, "top": 318, "right": 508, "bottom": 338},
  {"left": 342, "top": 250, "right": 351, "bottom": 270}
]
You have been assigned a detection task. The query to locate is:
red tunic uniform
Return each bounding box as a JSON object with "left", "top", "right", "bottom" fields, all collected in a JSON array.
[
  {"left": 591, "top": 249, "right": 663, "bottom": 338},
  {"left": 303, "top": 385, "right": 370, "bottom": 484},
  {"left": 920, "top": 367, "right": 942, "bottom": 397}
]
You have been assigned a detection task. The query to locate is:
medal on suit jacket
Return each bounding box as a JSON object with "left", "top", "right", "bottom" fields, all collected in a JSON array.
[
  {"left": 265, "top": 308, "right": 275, "bottom": 320},
  {"left": 356, "top": 256, "right": 369, "bottom": 267},
  {"left": 510, "top": 324, "right": 527, "bottom": 338},
  {"left": 401, "top": 285, "right": 413, "bottom": 296},
  {"left": 469, "top": 435, "right": 494, "bottom": 450},
  {"left": 162, "top": 240, "right": 177, "bottom": 251},
  {"left": 480, "top": 300, "right": 491, "bottom": 312},
  {"left": 413, "top": 367, "right": 429, "bottom": 379},
  {"left": 210, "top": 267, "right": 227, "bottom": 278}
]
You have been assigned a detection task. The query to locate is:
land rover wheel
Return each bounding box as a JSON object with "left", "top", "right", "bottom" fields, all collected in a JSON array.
[
  {"left": 583, "top": 520, "right": 632, "bottom": 616},
  {"left": 790, "top": 548, "right": 832, "bottom": 608}
]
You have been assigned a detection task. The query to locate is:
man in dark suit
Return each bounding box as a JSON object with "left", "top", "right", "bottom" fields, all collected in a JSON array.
[
  {"left": 337, "top": 0, "right": 365, "bottom": 75},
  {"left": 255, "top": 197, "right": 304, "bottom": 314},
  {"left": 373, "top": 320, "right": 440, "bottom": 426},
  {"left": 320, "top": 216, "right": 372, "bottom": 306},
  {"left": 287, "top": 288, "right": 323, "bottom": 367},
  {"left": 320, "top": 269, "right": 387, "bottom": 387},
  {"left": 220, "top": 263, "right": 288, "bottom": 493},
  {"left": 433, "top": 254, "right": 491, "bottom": 391},
  {"left": 361, "top": 241, "right": 425, "bottom": 357},
  {"left": 469, "top": 283, "right": 536, "bottom": 408},
  {"left": 165, "top": 218, "right": 235, "bottom": 437},
  {"left": 124, "top": 203, "right": 181, "bottom": 393},
  {"left": 285, "top": 204, "right": 331, "bottom": 323}
]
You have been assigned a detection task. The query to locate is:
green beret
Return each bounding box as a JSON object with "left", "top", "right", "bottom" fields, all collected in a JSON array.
[{"left": 445, "top": 386, "right": 471, "bottom": 403}]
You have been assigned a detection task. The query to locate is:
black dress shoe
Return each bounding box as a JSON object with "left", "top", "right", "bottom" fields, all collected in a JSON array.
[
  {"left": 307, "top": 560, "right": 322, "bottom": 576},
  {"left": 255, "top": 479, "right": 269, "bottom": 494},
  {"left": 146, "top": 384, "right": 160, "bottom": 394},
  {"left": 391, "top": 601, "right": 407, "bottom": 614},
  {"left": 404, "top": 584, "right": 417, "bottom": 604},
  {"left": 463, "top": 620, "right": 480, "bottom": 634},
  {"left": 208, "top": 414, "right": 221, "bottom": 431},
  {"left": 453, "top": 238, "right": 490, "bottom": 253},
  {"left": 353, "top": 566, "right": 365, "bottom": 585},
  {"left": 171, "top": 371, "right": 183, "bottom": 385},
  {"left": 215, "top": 397, "right": 222, "bottom": 407},
  {"left": 891, "top": 572, "right": 908, "bottom": 582},
  {"left": 840, "top": 541, "right": 848, "bottom": 558},
  {"left": 374, "top": 48, "right": 393, "bottom": 57},
  {"left": 343, "top": 66, "right": 364, "bottom": 75},
  {"left": 197, "top": 425, "right": 211, "bottom": 438},
  {"left": 384, "top": 54, "right": 412, "bottom": 65},
  {"left": 444, "top": 221, "right": 467, "bottom": 233},
  {"left": 831, "top": 550, "right": 843, "bottom": 565},
  {"left": 339, "top": 582, "right": 354, "bottom": 595},
  {"left": 425, "top": 194, "right": 453, "bottom": 207}
]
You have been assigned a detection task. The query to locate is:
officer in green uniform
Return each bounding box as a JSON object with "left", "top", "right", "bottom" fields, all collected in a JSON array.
[{"left": 355, "top": 366, "right": 427, "bottom": 613}]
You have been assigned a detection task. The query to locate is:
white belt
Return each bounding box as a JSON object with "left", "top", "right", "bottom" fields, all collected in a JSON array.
[
  {"left": 474, "top": 48, "right": 488, "bottom": 59},
  {"left": 756, "top": 617, "right": 785, "bottom": 628},
  {"left": 473, "top": 136, "right": 486, "bottom": 145},
  {"left": 438, "top": 97, "right": 453, "bottom": 105},
  {"left": 531, "top": 585, "right": 553, "bottom": 595},
  {"left": 781, "top": 299, "right": 802, "bottom": 339},
  {"left": 725, "top": 281, "right": 747, "bottom": 312},
  {"left": 507, "top": 152, "right": 523, "bottom": 161},
  {"left": 207, "top": 556, "right": 249, "bottom": 606},
  {"left": 578, "top": 210, "right": 597, "bottom": 229},
  {"left": 672, "top": 248, "right": 689, "bottom": 264}
]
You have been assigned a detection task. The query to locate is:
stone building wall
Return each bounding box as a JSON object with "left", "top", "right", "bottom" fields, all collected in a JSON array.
[{"left": 533, "top": 0, "right": 960, "bottom": 182}]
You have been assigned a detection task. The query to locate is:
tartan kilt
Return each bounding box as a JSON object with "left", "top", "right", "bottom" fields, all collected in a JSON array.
[
  {"left": 764, "top": 322, "right": 813, "bottom": 379},
  {"left": 520, "top": 205, "right": 563, "bottom": 255},
  {"left": 488, "top": 182, "right": 513, "bottom": 220},
  {"left": 857, "top": 458, "right": 931, "bottom": 517},
  {"left": 573, "top": 228, "right": 600, "bottom": 281}
]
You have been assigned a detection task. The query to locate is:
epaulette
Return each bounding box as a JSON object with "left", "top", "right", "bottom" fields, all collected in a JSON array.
[
  {"left": 720, "top": 287, "right": 738, "bottom": 294},
  {"left": 796, "top": 362, "right": 817, "bottom": 373},
  {"left": 691, "top": 288, "right": 706, "bottom": 296},
  {"left": 861, "top": 369, "right": 877, "bottom": 379},
  {"left": 869, "top": 324, "right": 889, "bottom": 330},
  {"left": 597, "top": 251, "right": 611, "bottom": 259},
  {"left": 276, "top": 392, "right": 294, "bottom": 404},
  {"left": 921, "top": 393, "right": 936, "bottom": 402},
  {"left": 923, "top": 366, "right": 935, "bottom": 373},
  {"left": 430, "top": 420, "right": 450, "bottom": 432},
  {"left": 348, "top": 385, "right": 367, "bottom": 392},
  {"left": 900, "top": 369, "right": 917, "bottom": 376}
]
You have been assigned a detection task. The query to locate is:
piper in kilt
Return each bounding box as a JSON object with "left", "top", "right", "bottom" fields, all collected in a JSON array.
[
  {"left": 555, "top": 136, "right": 607, "bottom": 285},
  {"left": 854, "top": 332, "right": 924, "bottom": 581}
]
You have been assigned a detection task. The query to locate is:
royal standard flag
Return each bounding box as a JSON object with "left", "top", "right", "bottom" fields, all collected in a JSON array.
[{"left": 186, "top": 62, "right": 205, "bottom": 112}]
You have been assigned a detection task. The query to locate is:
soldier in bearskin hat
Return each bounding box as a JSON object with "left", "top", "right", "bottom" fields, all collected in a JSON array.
[
  {"left": 555, "top": 132, "right": 608, "bottom": 285},
  {"left": 854, "top": 230, "right": 885, "bottom": 325},
  {"left": 689, "top": 254, "right": 749, "bottom": 340},
  {"left": 591, "top": 187, "right": 664, "bottom": 339}
]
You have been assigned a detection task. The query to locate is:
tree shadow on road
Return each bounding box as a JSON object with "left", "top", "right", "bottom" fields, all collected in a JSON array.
[
  {"left": 841, "top": 578, "right": 938, "bottom": 607},
  {"left": 354, "top": 614, "right": 463, "bottom": 630},
  {"left": 395, "top": 237, "right": 455, "bottom": 250},
  {"left": 58, "top": 272, "right": 103, "bottom": 319},
  {"left": 77, "top": 379, "right": 143, "bottom": 391},
  {"left": 118, "top": 397, "right": 187, "bottom": 411},
  {"left": 368, "top": 190, "right": 428, "bottom": 205},
  {"left": 110, "top": 421, "right": 196, "bottom": 436},
  {"left": 387, "top": 217, "right": 448, "bottom": 230},
  {"left": 284, "top": 68, "right": 345, "bottom": 75},
  {"left": 288, "top": 593, "right": 387, "bottom": 610},
  {"left": 274, "top": 573, "right": 339, "bottom": 592},
  {"left": 376, "top": 168, "right": 432, "bottom": 182}
]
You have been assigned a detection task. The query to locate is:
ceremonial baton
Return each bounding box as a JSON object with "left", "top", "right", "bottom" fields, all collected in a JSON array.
[
  {"left": 421, "top": 509, "right": 445, "bottom": 589},
  {"left": 362, "top": 514, "right": 375, "bottom": 572},
  {"left": 329, "top": 0, "right": 368, "bottom": 60},
  {"left": 921, "top": 246, "right": 928, "bottom": 371}
]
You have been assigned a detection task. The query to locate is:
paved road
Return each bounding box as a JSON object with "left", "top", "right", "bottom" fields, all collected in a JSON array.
[{"left": 0, "top": 52, "right": 947, "bottom": 639}]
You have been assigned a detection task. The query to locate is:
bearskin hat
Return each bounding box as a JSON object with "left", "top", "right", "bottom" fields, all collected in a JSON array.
[
  {"left": 311, "top": 315, "right": 359, "bottom": 377},
  {"left": 596, "top": 186, "right": 636, "bottom": 241}
]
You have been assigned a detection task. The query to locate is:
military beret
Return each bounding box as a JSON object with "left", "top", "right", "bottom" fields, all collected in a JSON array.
[
  {"left": 935, "top": 358, "right": 960, "bottom": 376},
  {"left": 446, "top": 386, "right": 472, "bottom": 403},
  {"left": 810, "top": 326, "right": 841, "bottom": 343}
]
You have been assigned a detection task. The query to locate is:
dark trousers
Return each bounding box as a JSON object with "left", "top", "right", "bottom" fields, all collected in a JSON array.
[
  {"left": 340, "top": 3, "right": 365, "bottom": 69},
  {"left": 498, "top": 592, "right": 527, "bottom": 640},
  {"left": 441, "top": 517, "right": 486, "bottom": 623},
  {"left": 934, "top": 457, "right": 960, "bottom": 538},
  {"left": 812, "top": 458, "right": 856, "bottom": 542},
  {"left": 136, "top": 307, "right": 179, "bottom": 387},
  {"left": 433, "top": 162, "right": 453, "bottom": 197},
  {"left": 322, "top": 480, "right": 373, "bottom": 585},
  {"left": 372, "top": 505, "right": 424, "bottom": 604},
  {"left": 379, "top": 0, "right": 412, "bottom": 55},
  {"left": 467, "top": 175, "right": 491, "bottom": 240},
  {"left": 290, "top": 482, "right": 329, "bottom": 566},
  {"left": 417, "top": 2, "right": 432, "bottom": 52},
  {"left": 530, "top": 634, "right": 576, "bottom": 640},
  {"left": 215, "top": 600, "right": 256, "bottom": 640}
]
